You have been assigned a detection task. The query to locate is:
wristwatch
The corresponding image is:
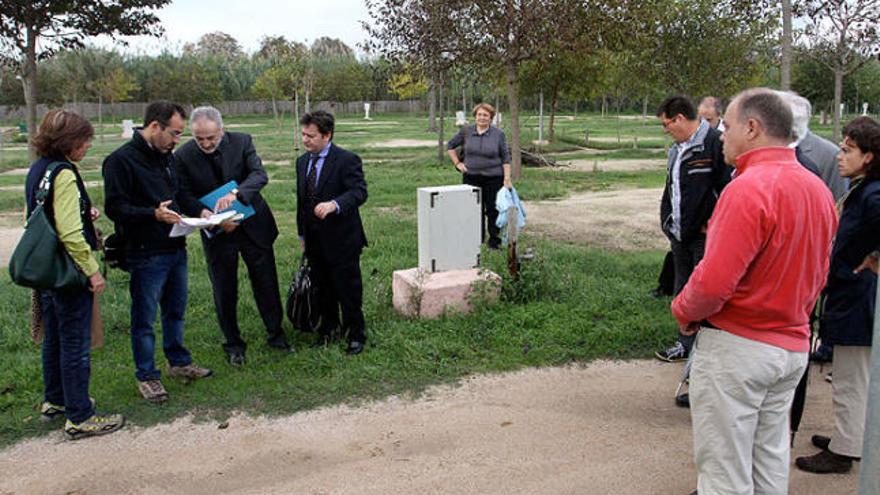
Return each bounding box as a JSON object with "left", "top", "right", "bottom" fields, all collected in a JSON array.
[{"left": 229, "top": 188, "right": 240, "bottom": 200}]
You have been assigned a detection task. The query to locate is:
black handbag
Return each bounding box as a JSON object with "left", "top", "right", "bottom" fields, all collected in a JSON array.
[
  {"left": 102, "top": 231, "right": 128, "bottom": 271},
  {"left": 9, "top": 162, "right": 88, "bottom": 290},
  {"left": 286, "top": 254, "right": 321, "bottom": 332}
]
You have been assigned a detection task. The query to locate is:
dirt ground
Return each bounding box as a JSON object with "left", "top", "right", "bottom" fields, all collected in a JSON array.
[
  {"left": 368, "top": 139, "right": 437, "bottom": 148},
  {"left": 524, "top": 187, "right": 668, "bottom": 251},
  {"left": 562, "top": 158, "right": 667, "bottom": 172},
  {"left": 0, "top": 361, "right": 855, "bottom": 495}
]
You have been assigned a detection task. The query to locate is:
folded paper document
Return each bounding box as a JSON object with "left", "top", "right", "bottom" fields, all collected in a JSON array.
[{"left": 169, "top": 211, "right": 241, "bottom": 237}]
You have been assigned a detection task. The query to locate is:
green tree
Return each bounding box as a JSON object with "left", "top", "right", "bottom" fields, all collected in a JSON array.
[
  {"left": 0, "top": 0, "right": 169, "bottom": 157},
  {"left": 388, "top": 67, "right": 429, "bottom": 100},
  {"left": 797, "top": 0, "right": 880, "bottom": 140}
]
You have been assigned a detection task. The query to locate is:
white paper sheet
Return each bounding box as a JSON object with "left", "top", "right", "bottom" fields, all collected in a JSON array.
[{"left": 169, "top": 211, "right": 240, "bottom": 237}]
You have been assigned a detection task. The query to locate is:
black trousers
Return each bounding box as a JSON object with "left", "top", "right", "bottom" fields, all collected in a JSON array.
[
  {"left": 463, "top": 173, "right": 503, "bottom": 247},
  {"left": 203, "top": 229, "right": 285, "bottom": 354},
  {"left": 305, "top": 231, "right": 366, "bottom": 344},
  {"left": 670, "top": 234, "right": 706, "bottom": 352}
]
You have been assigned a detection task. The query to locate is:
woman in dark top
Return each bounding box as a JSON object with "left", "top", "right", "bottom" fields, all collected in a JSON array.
[
  {"left": 796, "top": 116, "right": 880, "bottom": 473},
  {"left": 24, "top": 109, "right": 124, "bottom": 440},
  {"left": 447, "top": 103, "right": 512, "bottom": 249}
]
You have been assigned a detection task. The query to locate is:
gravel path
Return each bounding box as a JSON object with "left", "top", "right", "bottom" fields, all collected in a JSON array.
[{"left": 0, "top": 361, "right": 854, "bottom": 495}]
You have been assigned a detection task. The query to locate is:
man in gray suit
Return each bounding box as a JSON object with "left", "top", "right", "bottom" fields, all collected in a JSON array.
[{"left": 785, "top": 93, "right": 848, "bottom": 201}]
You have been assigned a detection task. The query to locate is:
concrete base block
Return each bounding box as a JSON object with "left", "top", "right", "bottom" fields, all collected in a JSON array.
[{"left": 392, "top": 267, "right": 501, "bottom": 319}]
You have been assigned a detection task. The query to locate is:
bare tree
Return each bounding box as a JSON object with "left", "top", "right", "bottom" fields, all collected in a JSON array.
[
  {"left": 798, "top": 0, "right": 880, "bottom": 141},
  {"left": 0, "top": 0, "right": 169, "bottom": 158}
]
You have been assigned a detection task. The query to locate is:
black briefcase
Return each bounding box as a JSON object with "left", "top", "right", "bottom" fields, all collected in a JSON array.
[{"left": 286, "top": 255, "right": 321, "bottom": 332}]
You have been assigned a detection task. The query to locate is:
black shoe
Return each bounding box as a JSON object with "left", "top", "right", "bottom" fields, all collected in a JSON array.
[
  {"left": 812, "top": 434, "right": 831, "bottom": 451},
  {"left": 650, "top": 287, "right": 666, "bottom": 299},
  {"left": 675, "top": 393, "right": 690, "bottom": 408},
  {"left": 346, "top": 341, "right": 365, "bottom": 355},
  {"left": 228, "top": 352, "right": 246, "bottom": 366},
  {"left": 795, "top": 449, "right": 853, "bottom": 474}
]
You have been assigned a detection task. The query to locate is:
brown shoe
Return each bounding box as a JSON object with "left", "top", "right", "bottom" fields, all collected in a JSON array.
[
  {"left": 167, "top": 363, "right": 213, "bottom": 380},
  {"left": 795, "top": 449, "right": 853, "bottom": 474},
  {"left": 137, "top": 379, "right": 169, "bottom": 402}
]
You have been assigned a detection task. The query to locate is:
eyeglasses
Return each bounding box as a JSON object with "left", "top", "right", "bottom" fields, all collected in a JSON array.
[
  {"left": 161, "top": 126, "right": 183, "bottom": 138},
  {"left": 660, "top": 116, "right": 677, "bottom": 129}
]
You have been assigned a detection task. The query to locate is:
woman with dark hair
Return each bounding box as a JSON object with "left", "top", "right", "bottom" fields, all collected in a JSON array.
[
  {"left": 446, "top": 103, "right": 512, "bottom": 249},
  {"left": 796, "top": 116, "right": 880, "bottom": 473},
  {"left": 24, "top": 109, "right": 124, "bottom": 439}
]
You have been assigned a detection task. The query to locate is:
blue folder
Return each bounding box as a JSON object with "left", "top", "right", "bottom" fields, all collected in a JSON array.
[{"left": 199, "top": 180, "right": 256, "bottom": 220}]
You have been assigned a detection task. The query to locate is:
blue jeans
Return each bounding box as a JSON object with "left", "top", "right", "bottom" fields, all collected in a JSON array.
[
  {"left": 128, "top": 250, "right": 192, "bottom": 381},
  {"left": 41, "top": 288, "right": 95, "bottom": 423}
]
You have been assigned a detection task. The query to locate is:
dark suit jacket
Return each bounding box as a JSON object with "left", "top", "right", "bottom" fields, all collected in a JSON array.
[
  {"left": 820, "top": 178, "right": 880, "bottom": 347},
  {"left": 175, "top": 131, "right": 278, "bottom": 248},
  {"left": 296, "top": 143, "right": 368, "bottom": 261}
]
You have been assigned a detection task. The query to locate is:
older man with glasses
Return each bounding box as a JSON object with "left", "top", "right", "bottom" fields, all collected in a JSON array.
[{"left": 103, "top": 101, "right": 212, "bottom": 403}]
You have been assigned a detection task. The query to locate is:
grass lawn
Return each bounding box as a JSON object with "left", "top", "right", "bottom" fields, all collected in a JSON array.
[{"left": 0, "top": 111, "right": 681, "bottom": 447}]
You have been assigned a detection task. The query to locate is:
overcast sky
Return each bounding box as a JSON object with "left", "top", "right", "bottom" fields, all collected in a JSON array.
[{"left": 97, "top": 0, "right": 372, "bottom": 55}]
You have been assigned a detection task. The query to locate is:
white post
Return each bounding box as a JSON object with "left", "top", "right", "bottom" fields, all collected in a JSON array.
[
  {"left": 858, "top": 280, "right": 880, "bottom": 494},
  {"left": 538, "top": 91, "right": 544, "bottom": 143},
  {"left": 363, "top": 102, "right": 371, "bottom": 120}
]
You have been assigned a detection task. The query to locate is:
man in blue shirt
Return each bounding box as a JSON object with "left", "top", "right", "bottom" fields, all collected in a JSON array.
[{"left": 296, "top": 111, "right": 369, "bottom": 355}]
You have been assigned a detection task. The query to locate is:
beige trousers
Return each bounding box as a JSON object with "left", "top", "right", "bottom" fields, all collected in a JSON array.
[
  {"left": 829, "top": 345, "right": 871, "bottom": 457},
  {"left": 691, "top": 328, "right": 807, "bottom": 495}
]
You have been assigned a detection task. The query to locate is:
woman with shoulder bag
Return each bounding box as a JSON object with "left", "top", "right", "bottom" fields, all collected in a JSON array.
[
  {"left": 24, "top": 109, "right": 124, "bottom": 440},
  {"left": 446, "top": 103, "right": 513, "bottom": 250},
  {"left": 796, "top": 116, "right": 880, "bottom": 473}
]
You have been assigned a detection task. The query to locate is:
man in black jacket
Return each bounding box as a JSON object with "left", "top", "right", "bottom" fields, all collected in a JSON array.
[
  {"left": 655, "top": 95, "right": 732, "bottom": 363},
  {"left": 175, "top": 106, "right": 291, "bottom": 365},
  {"left": 296, "top": 111, "right": 368, "bottom": 355},
  {"left": 103, "top": 101, "right": 212, "bottom": 403}
]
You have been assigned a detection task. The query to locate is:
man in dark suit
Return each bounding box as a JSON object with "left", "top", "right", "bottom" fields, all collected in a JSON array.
[
  {"left": 296, "top": 111, "right": 368, "bottom": 355},
  {"left": 175, "top": 106, "right": 292, "bottom": 365}
]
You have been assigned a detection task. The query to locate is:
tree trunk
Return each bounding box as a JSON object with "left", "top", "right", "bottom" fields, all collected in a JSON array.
[
  {"left": 294, "top": 91, "right": 301, "bottom": 152},
  {"left": 833, "top": 68, "right": 844, "bottom": 142},
  {"left": 505, "top": 61, "right": 522, "bottom": 179},
  {"left": 549, "top": 87, "right": 558, "bottom": 142},
  {"left": 642, "top": 95, "right": 649, "bottom": 123},
  {"left": 437, "top": 81, "right": 445, "bottom": 163},
  {"left": 781, "top": 0, "right": 793, "bottom": 90},
  {"left": 98, "top": 95, "right": 104, "bottom": 144},
  {"left": 427, "top": 81, "right": 437, "bottom": 132},
  {"left": 601, "top": 95, "right": 607, "bottom": 118},
  {"left": 22, "top": 26, "right": 38, "bottom": 160},
  {"left": 271, "top": 95, "right": 279, "bottom": 123}
]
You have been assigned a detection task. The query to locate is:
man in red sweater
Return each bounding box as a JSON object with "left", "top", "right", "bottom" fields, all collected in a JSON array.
[{"left": 672, "top": 88, "right": 838, "bottom": 495}]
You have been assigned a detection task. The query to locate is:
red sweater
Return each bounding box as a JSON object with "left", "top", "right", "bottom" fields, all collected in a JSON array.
[{"left": 671, "top": 147, "right": 838, "bottom": 352}]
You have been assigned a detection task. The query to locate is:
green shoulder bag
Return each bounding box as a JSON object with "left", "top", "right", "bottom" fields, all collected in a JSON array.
[{"left": 9, "top": 162, "right": 88, "bottom": 290}]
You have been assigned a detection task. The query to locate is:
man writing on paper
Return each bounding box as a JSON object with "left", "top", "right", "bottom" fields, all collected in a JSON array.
[
  {"left": 175, "top": 106, "right": 291, "bottom": 366},
  {"left": 103, "top": 101, "right": 212, "bottom": 402}
]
